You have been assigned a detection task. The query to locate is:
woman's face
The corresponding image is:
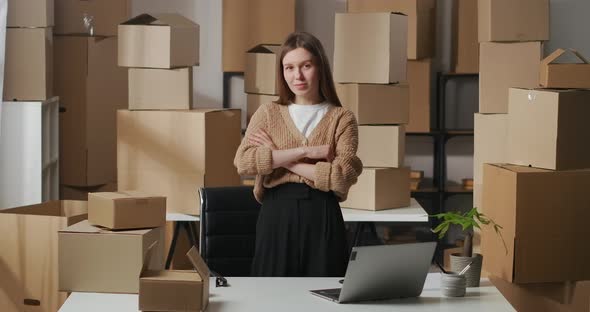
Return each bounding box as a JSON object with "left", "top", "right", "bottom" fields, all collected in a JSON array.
[{"left": 282, "top": 47, "right": 321, "bottom": 104}]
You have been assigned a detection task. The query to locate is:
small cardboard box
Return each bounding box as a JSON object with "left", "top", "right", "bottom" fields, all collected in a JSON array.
[
  {"left": 247, "top": 94, "right": 278, "bottom": 124},
  {"left": 334, "top": 12, "right": 407, "bottom": 84},
  {"left": 507, "top": 88, "right": 590, "bottom": 171},
  {"left": 129, "top": 67, "right": 193, "bottom": 110},
  {"left": 406, "top": 59, "right": 432, "bottom": 133},
  {"left": 244, "top": 45, "right": 280, "bottom": 95},
  {"left": 139, "top": 246, "right": 210, "bottom": 312},
  {"left": 481, "top": 164, "right": 590, "bottom": 283},
  {"left": 7, "top": 0, "right": 54, "bottom": 27},
  {"left": 3, "top": 27, "right": 53, "bottom": 101},
  {"left": 54, "top": 0, "right": 130, "bottom": 36},
  {"left": 358, "top": 125, "right": 405, "bottom": 168},
  {"left": 59, "top": 220, "right": 164, "bottom": 293},
  {"left": 452, "top": 0, "right": 478, "bottom": 73},
  {"left": 118, "top": 13, "right": 200, "bottom": 69},
  {"left": 88, "top": 191, "right": 166, "bottom": 230},
  {"left": 540, "top": 48, "right": 590, "bottom": 89},
  {"left": 479, "top": 41, "right": 541, "bottom": 113},
  {"left": 341, "top": 167, "right": 410, "bottom": 210},
  {"left": 478, "top": 0, "right": 549, "bottom": 42},
  {"left": 336, "top": 83, "right": 409, "bottom": 125}
]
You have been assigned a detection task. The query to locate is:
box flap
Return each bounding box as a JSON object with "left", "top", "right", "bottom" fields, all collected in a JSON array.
[
  {"left": 121, "top": 13, "right": 197, "bottom": 28},
  {"left": 91, "top": 191, "right": 163, "bottom": 200},
  {"left": 488, "top": 163, "right": 553, "bottom": 174},
  {"left": 542, "top": 48, "right": 590, "bottom": 66},
  {"left": 187, "top": 246, "right": 210, "bottom": 307},
  {"left": 60, "top": 220, "right": 151, "bottom": 235},
  {"left": 247, "top": 44, "right": 281, "bottom": 54},
  {"left": 141, "top": 241, "right": 158, "bottom": 275},
  {"left": 121, "top": 13, "right": 158, "bottom": 25}
]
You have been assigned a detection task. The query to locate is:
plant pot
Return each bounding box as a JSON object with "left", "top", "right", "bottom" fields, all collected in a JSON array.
[
  {"left": 440, "top": 273, "right": 466, "bottom": 297},
  {"left": 450, "top": 253, "right": 483, "bottom": 287}
]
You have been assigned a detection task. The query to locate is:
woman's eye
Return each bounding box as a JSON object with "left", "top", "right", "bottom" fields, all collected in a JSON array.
[{"left": 304, "top": 64, "right": 311, "bottom": 68}]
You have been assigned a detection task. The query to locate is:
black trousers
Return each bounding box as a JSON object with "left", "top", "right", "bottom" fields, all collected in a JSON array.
[{"left": 251, "top": 183, "right": 348, "bottom": 277}]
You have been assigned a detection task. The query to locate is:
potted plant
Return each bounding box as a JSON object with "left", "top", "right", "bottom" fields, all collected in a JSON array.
[{"left": 431, "top": 207, "right": 506, "bottom": 287}]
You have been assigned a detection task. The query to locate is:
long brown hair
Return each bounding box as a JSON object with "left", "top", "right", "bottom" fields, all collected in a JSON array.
[{"left": 275, "top": 32, "right": 342, "bottom": 107}]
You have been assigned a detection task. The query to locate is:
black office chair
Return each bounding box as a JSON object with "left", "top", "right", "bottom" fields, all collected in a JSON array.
[{"left": 199, "top": 186, "right": 261, "bottom": 276}]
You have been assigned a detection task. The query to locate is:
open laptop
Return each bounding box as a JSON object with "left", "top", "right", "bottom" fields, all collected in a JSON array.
[{"left": 310, "top": 242, "right": 436, "bottom": 303}]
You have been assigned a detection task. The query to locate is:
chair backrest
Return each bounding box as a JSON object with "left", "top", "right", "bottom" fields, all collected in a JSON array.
[{"left": 199, "top": 186, "right": 261, "bottom": 276}]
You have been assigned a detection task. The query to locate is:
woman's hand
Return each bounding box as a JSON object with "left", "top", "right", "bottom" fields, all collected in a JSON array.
[
  {"left": 249, "top": 129, "right": 278, "bottom": 150},
  {"left": 305, "top": 145, "right": 334, "bottom": 162}
]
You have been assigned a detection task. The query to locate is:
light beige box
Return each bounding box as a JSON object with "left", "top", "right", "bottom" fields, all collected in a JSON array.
[
  {"left": 347, "top": 0, "right": 436, "bottom": 60},
  {"left": 59, "top": 220, "right": 164, "bottom": 293},
  {"left": 453, "top": 0, "right": 478, "bottom": 73},
  {"left": 117, "top": 109, "right": 242, "bottom": 215},
  {"left": 0, "top": 201, "right": 87, "bottom": 312},
  {"left": 406, "top": 59, "right": 431, "bottom": 133},
  {"left": 88, "top": 191, "right": 166, "bottom": 230},
  {"left": 129, "top": 67, "right": 193, "bottom": 110},
  {"left": 247, "top": 94, "right": 278, "bottom": 124},
  {"left": 244, "top": 45, "right": 280, "bottom": 95},
  {"left": 341, "top": 167, "right": 410, "bottom": 210},
  {"left": 540, "top": 48, "right": 590, "bottom": 89},
  {"left": 118, "top": 13, "right": 200, "bottom": 69},
  {"left": 3, "top": 28, "right": 53, "bottom": 101},
  {"left": 507, "top": 88, "right": 590, "bottom": 171},
  {"left": 7, "top": 0, "right": 54, "bottom": 27},
  {"left": 334, "top": 12, "right": 407, "bottom": 84},
  {"left": 479, "top": 41, "right": 541, "bottom": 113},
  {"left": 358, "top": 125, "right": 405, "bottom": 168},
  {"left": 55, "top": 0, "right": 130, "bottom": 36},
  {"left": 478, "top": 0, "right": 549, "bottom": 42},
  {"left": 336, "top": 83, "right": 409, "bottom": 125},
  {"left": 473, "top": 113, "right": 508, "bottom": 186}
]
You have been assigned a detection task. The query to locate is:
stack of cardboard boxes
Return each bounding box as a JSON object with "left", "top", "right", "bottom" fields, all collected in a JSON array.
[
  {"left": 244, "top": 45, "right": 280, "bottom": 126},
  {"left": 332, "top": 11, "right": 410, "bottom": 211}
]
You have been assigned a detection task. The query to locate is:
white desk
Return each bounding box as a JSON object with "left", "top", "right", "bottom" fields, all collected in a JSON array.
[
  {"left": 59, "top": 274, "right": 514, "bottom": 312},
  {"left": 166, "top": 212, "right": 199, "bottom": 222},
  {"left": 341, "top": 198, "right": 428, "bottom": 222}
]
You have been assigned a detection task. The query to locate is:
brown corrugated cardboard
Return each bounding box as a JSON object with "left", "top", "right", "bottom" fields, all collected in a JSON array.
[
  {"left": 117, "top": 109, "right": 242, "bottom": 215},
  {"left": 540, "top": 48, "right": 590, "bottom": 89},
  {"left": 358, "top": 125, "right": 405, "bottom": 168},
  {"left": 54, "top": 0, "right": 130, "bottom": 36},
  {"left": 481, "top": 164, "right": 590, "bottom": 283},
  {"left": 334, "top": 12, "right": 408, "bottom": 84},
  {"left": 507, "top": 88, "right": 590, "bottom": 171},
  {"left": 0, "top": 200, "right": 87, "bottom": 312},
  {"left": 347, "top": 0, "right": 436, "bottom": 60},
  {"left": 3, "top": 28, "right": 53, "bottom": 101},
  {"left": 129, "top": 67, "right": 193, "bottom": 110},
  {"left": 139, "top": 246, "right": 210, "bottom": 311},
  {"left": 244, "top": 45, "right": 280, "bottom": 95},
  {"left": 473, "top": 113, "right": 508, "bottom": 186},
  {"left": 452, "top": 0, "right": 478, "bottom": 73},
  {"left": 247, "top": 94, "right": 278, "bottom": 124},
  {"left": 341, "top": 167, "right": 410, "bottom": 210},
  {"left": 55, "top": 36, "right": 128, "bottom": 186},
  {"left": 58, "top": 220, "right": 164, "bottom": 293},
  {"left": 88, "top": 191, "right": 166, "bottom": 230},
  {"left": 7, "top": 0, "right": 54, "bottom": 27},
  {"left": 222, "top": 0, "right": 295, "bottom": 72},
  {"left": 336, "top": 83, "right": 409, "bottom": 125},
  {"left": 118, "top": 13, "right": 200, "bottom": 69},
  {"left": 60, "top": 183, "right": 118, "bottom": 200},
  {"left": 479, "top": 42, "right": 541, "bottom": 113},
  {"left": 406, "top": 59, "right": 431, "bottom": 132},
  {"left": 478, "top": 0, "right": 549, "bottom": 42}
]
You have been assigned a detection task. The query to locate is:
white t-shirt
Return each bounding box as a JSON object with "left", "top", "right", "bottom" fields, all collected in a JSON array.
[{"left": 288, "top": 102, "right": 330, "bottom": 138}]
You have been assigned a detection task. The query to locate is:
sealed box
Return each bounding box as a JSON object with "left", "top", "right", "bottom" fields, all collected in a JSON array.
[
  {"left": 129, "top": 67, "right": 193, "bottom": 110},
  {"left": 334, "top": 12, "right": 407, "bottom": 84},
  {"left": 55, "top": 0, "right": 130, "bottom": 36},
  {"left": 341, "top": 167, "right": 410, "bottom": 210},
  {"left": 88, "top": 191, "right": 166, "bottom": 230},
  {"left": 540, "top": 48, "right": 590, "bottom": 89},
  {"left": 336, "top": 83, "right": 409, "bottom": 125},
  {"left": 7, "top": 0, "right": 54, "bottom": 27},
  {"left": 406, "top": 59, "right": 431, "bottom": 132},
  {"left": 478, "top": 0, "right": 549, "bottom": 42},
  {"left": 244, "top": 45, "right": 280, "bottom": 95},
  {"left": 452, "top": 0, "right": 478, "bottom": 73},
  {"left": 358, "top": 125, "right": 405, "bottom": 168}
]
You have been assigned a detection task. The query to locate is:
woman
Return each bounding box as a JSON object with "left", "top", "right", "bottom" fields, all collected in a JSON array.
[{"left": 234, "top": 32, "right": 363, "bottom": 277}]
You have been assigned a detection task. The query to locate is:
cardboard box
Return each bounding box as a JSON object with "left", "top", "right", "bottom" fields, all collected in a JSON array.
[
  {"left": 473, "top": 113, "right": 508, "bottom": 186},
  {"left": 129, "top": 67, "right": 193, "bottom": 110},
  {"left": 540, "top": 48, "right": 590, "bottom": 89},
  {"left": 0, "top": 200, "right": 87, "bottom": 312},
  {"left": 481, "top": 164, "right": 590, "bottom": 283},
  {"left": 7, "top": 0, "right": 54, "bottom": 27},
  {"left": 244, "top": 45, "right": 280, "bottom": 95},
  {"left": 55, "top": 36, "right": 128, "bottom": 186},
  {"left": 347, "top": 0, "right": 436, "bottom": 60},
  {"left": 54, "top": 0, "right": 130, "bottom": 36},
  {"left": 358, "top": 125, "right": 405, "bottom": 168},
  {"left": 478, "top": 0, "right": 549, "bottom": 42},
  {"left": 3, "top": 28, "right": 53, "bottom": 101},
  {"left": 118, "top": 13, "right": 200, "bottom": 69},
  {"left": 406, "top": 59, "right": 431, "bottom": 132},
  {"left": 222, "top": 0, "right": 295, "bottom": 72},
  {"left": 479, "top": 42, "right": 541, "bottom": 113},
  {"left": 88, "top": 191, "right": 166, "bottom": 230},
  {"left": 334, "top": 12, "right": 407, "bottom": 84},
  {"left": 341, "top": 167, "right": 410, "bottom": 210},
  {"left": 117, "top": 109, "right": 242, "bottom": 215},
  {"left": 336, "top": 83, "right": 409, "bottom": 125},
  {"left": 452, "top": 0, "right": 478, "bottom": 73},
  {"left": 59, "top": 220, "right": 164, "bottom": 293},
  {"left": 60, "top": 183, "right": 117, "bottom": 200},
  {"left": 507, "top": 88, "right": 590, "bottom": 171},
  {"left": 139, "top": 246, "right": 210, "bottom": 311},
  {"left": 247, "top": 94, "right": 278, "bottom": 124}
]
